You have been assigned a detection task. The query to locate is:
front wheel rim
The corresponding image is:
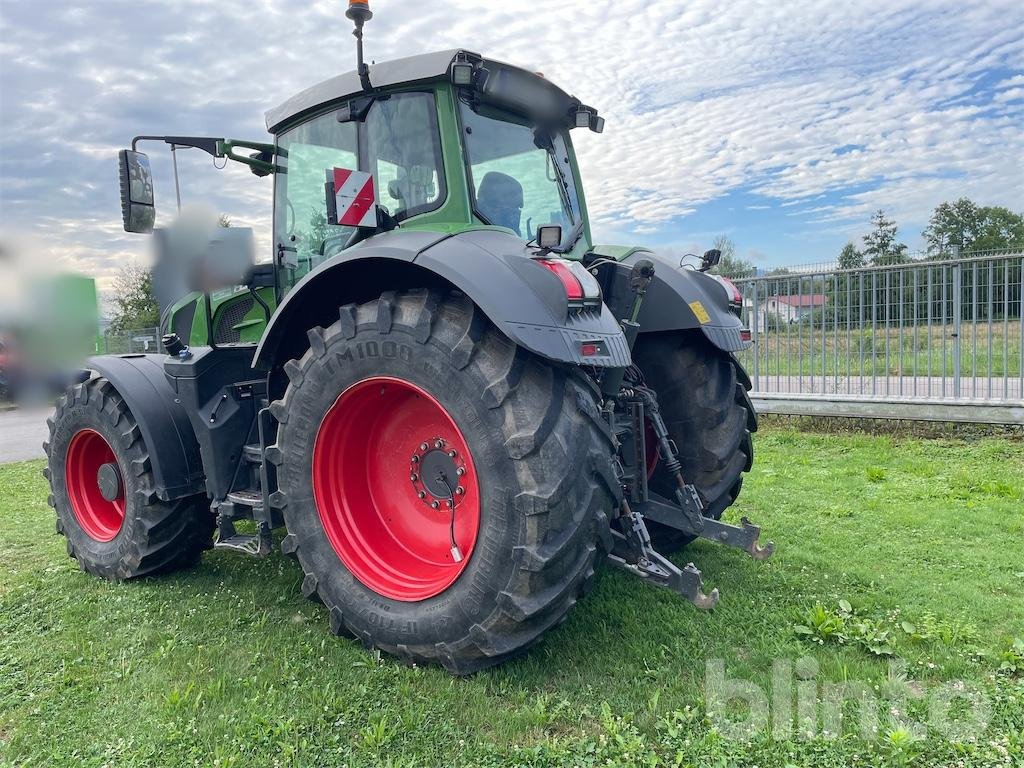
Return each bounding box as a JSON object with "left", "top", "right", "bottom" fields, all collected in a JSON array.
[
  {"left": 312, "top": 377, "right": 481, "bottom": 601},
  {"left": 65, "top": 429, "right": 126, "bottom": 542}
]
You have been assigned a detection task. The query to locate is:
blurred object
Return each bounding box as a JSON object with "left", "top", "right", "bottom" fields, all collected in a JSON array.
[
  {"left": 0, "top": 337, "right": 11, "bottom": 402},
  {"left": 151, "top": 204, "right": 255, "bottom": 314},
  {"left": 0, "top": 242, "right": 99, "bottom": 405}
]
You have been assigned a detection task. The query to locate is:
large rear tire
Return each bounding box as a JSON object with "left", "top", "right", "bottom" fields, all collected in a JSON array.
[
  {"left": 632, "top": 331, "right": 757, "bottom": 552},
  {"left": 271, "top": 289, "right": 618, "bottom": 674},
  {"left": 44, "top": 375, "right": 214, "bottom": 580}
]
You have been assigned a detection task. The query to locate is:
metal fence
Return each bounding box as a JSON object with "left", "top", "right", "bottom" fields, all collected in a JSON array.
[
  {"left": 97, "top": 326, "right": 161, "bottom": 356},
  {"left": 732, "top": 250, "right": 1024, "bottom": 424}
]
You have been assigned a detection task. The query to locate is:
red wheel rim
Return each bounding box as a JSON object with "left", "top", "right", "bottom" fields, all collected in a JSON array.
[
  {"left": 65, "top": 429, "right": 126, "bottom": 542},
  {"left": 312, "top": 377, "right": 481, "bottom": 601}
]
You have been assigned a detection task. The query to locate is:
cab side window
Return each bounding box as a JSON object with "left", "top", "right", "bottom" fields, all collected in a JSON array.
[
  {"left": 365, "top": 92, "right": 446, "bottom": 220},
  {"left": 273, "top": 91, "right": 446, "bottom": 293},
  {"left": 274, "top": 118, "right": 358, "bottom": 282}
]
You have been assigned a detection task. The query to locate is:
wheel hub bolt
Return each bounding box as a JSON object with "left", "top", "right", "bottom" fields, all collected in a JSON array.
[
  {"left": 430, "top": 501, "right": 440, "bottom": 509},
  {"left": 410, "top": 473, "right": 418, "bottom": 482},
  {"left": 417, "top": 491, "right": 426, "bottom": 499},
  {"left": 456, "top": 486, "right": 465, "bottom": 495},
  {"left": 434, "top": 440, "right": 444, "bottom": 449},
  {"left": 447, "top": 450, "right": 457, "bottom": 458},
  {"left": 456, "top": 467, "right": 465, "bottom": 477},
  {"left": 411, "top": 455, "right": 419, "bottom": 463}
]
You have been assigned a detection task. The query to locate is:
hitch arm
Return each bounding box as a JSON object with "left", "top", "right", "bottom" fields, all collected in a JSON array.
[
  {"left": 607, "top": 531, "right": 720, "bottom": 609},
  {"left": 638, "top": 493, "right": 775, "bottom": 560},
  {"left": 607, "top": 499, "right": 720, "bottom": 609}
]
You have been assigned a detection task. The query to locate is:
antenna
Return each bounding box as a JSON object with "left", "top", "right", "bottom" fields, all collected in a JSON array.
[{"left": 346, "top": 0, "right": 373, "bottom": 91}]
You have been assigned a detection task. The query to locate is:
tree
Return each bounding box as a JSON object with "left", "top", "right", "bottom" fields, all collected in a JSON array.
[
  {"left": 922, "top": 198, "right": 1024, "bottom": 254},
  {"left": 762, "top": 266, "right": 796, "bottom": 296},
  {"left": 710, "top": 234, "right": 756, "bottom": 279},
  {"left": 837, "top": 242, "right": 864, "bottom": 269},
  {"left": 975, "top": 206, "right": 1024, "bottom": 251},
  {"left": 108, "top": 263, "right": 159, "bottom": 334},
  {"left": 862, "top": 210, "right": 908, "bottom": 265}
]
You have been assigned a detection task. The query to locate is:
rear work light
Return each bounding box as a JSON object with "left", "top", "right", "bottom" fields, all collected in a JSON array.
[{"left": 536, "top": 258, "right": 602, "bottom": 308}]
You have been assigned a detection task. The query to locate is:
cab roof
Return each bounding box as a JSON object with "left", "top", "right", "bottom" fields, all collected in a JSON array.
[{"left": 264, "top": 49, "right": 578, "bottom": 134}]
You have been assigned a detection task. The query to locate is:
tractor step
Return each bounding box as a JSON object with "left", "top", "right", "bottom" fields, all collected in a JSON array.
[
  {"left": 227, "top": 489, "right": 263, "bottom": 511},
  {"left": 214, "top": 532, "right": 271, "bottom": 557},
  {"left": 242, "top": 443, "right": 262, "bottom": 464},
  {"left": 214, "top": 515, "right": 272, "bottom": 558}
]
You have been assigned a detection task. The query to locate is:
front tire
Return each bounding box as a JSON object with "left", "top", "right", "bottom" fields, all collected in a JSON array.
[
  {"left": 272, "top": 290, "right": 618, "bottom": 674},
  {"left": 44, "top": 375, "right": 214, "bottom": 580},
  {"left": 633, "top": 332, "right": 757, "bottom": 552}
]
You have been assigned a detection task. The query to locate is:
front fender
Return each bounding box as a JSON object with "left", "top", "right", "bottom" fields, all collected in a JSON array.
[
  {"left": 85, "top": 354, "right": 205, "bottom": 501},
  {"left": 600, "top": 248, "right": 750, "bottom": 352},
  {"left": 252, "top": 228, "right": 630, "bottom": 370}
]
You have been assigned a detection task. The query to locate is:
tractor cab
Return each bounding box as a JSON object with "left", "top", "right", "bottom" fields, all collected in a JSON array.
[{"left": 268, "top": 49, "right": 604, "bottom": 290}]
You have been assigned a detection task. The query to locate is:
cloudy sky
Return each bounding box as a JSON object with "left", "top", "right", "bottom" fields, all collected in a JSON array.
[{"left": 1, "top": 0, "right": 1022, "bottom": 292}]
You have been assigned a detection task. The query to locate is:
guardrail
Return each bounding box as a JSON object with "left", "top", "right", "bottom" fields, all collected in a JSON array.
[{"left": 732, "top": 252, "right": 1023, "bottom": 424}]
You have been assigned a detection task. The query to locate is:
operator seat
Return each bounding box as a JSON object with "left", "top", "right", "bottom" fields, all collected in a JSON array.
[{"left": 476, "top": 171, "right": 524, "bottom": 236}]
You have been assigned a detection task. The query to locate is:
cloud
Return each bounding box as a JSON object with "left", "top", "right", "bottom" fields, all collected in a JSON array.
[{"left": 0, "top": 0, "right": 1022, "bottom": 290}]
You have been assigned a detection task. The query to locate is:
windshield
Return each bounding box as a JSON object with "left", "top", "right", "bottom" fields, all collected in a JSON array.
[{"left": 459, "top": 102, "right": 580, "bottom": 247}]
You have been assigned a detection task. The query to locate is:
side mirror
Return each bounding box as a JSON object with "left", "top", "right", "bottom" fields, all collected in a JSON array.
[
  {"left": 118, "top": 150, "right": 155, "bottom": 233},
  {"left": 699, "top": 248, "right": 722, "bottom": 272}
]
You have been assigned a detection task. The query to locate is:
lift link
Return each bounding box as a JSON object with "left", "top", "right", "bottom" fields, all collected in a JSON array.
[{"left": 624, "top": 385, "right": 706, "bottom": 535}]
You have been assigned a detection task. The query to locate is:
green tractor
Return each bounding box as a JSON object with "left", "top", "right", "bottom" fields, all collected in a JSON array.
[{"left": 44, "top": 3, "right": 768, "bottom": 674}]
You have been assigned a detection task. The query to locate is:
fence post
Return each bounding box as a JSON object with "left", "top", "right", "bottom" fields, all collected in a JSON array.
[
  {"left": 952, "top": 257, "right": 962, "bottom": 398},
  {"left": 751, "top": 281, "right": 760, "bottom": 391}
]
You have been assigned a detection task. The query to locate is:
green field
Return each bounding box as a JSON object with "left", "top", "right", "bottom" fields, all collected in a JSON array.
[
  {"left": 2, "top": 428, "right": 1023, "bottom": 767},
  {"left": 737, "top": 320, "right": 1022, "bottom": 379}
]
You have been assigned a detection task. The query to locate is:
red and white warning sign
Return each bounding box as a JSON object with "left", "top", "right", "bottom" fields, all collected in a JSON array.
[{"left": 332, "top": 167, "right": 377, "bottom": 228}]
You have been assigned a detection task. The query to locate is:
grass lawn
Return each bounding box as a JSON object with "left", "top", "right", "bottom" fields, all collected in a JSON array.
[{"left": 1, "top": 427, "right": 1022, "bottom": 767}]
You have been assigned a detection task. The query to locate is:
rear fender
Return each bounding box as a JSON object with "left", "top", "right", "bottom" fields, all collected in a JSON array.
[
  {"left": 85, "top": 354, "right": 205, "bottom": 501},
  {"left": 252, "top": 228, "right": 630, "bottom": 371},
  {"left": 602, "top": 249, "right": 750, "bottom": 352}
]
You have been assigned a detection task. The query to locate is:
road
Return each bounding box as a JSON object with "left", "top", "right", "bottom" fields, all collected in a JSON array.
[{"left": 0, "top": 407, "right": 50, "bottom": 464}]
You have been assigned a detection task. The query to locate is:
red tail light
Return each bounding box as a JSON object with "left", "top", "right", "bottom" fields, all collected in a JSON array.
[
  {"left": 535, "top": 258, "right": 602, "bottom": 307},
  {"left": 537, "top": 259, "right": 584, "bottom": 301},
  {"left": 717, "top": 276, "right": 742, "bottom": 304}
]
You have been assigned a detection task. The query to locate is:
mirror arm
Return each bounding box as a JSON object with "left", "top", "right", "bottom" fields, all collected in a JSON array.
[
  {"left": 131, "top": 135, "right": 222, "bottom": 156},
  {"left": 130, "top": 135, "right": 276, "bottom": 175},
  {"left": 217, "top": 139, "right": 277, "bottom": 176}
]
